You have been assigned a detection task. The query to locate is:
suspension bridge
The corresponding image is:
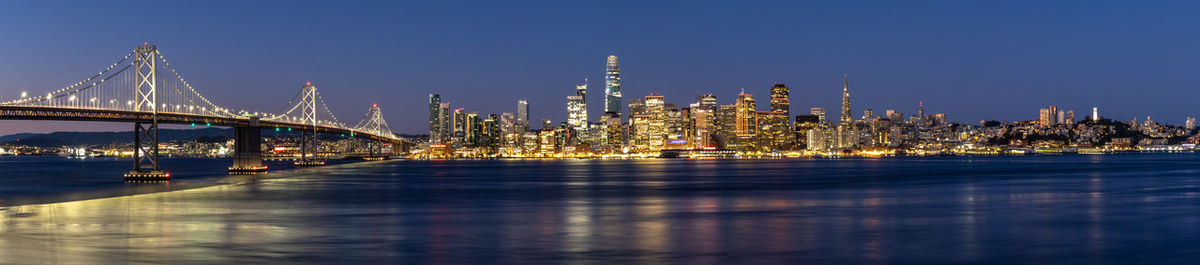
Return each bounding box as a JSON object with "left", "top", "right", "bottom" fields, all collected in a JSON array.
[{"left": 0, "top": 44, "right": 409, "bottom": 180}]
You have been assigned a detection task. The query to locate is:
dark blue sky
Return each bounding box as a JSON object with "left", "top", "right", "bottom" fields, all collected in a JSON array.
[{"left": 2, "top": 0, "right": 1199, "bottom": 135}]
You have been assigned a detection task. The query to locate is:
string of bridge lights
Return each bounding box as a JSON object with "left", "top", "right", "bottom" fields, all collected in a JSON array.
[{"left": 0, "top": 46, "right": 398, "bottom": 140}]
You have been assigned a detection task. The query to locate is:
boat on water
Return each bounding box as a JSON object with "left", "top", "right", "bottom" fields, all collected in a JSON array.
[
  {"left": 1004, "top": 148, "right": 1034, "bottom": 155},
  {"left": 1078, "top": 148, "right": 1116, "bottom": 154},
  {"left": 1034, "top": 147, "right": 1078, "bottom": 154}
]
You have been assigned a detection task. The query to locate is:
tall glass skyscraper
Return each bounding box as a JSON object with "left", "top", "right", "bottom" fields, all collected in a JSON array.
[
  {"left": 567, "top": 81, "right": 588, "bottom": 131},
  {"left": 604, "top": 55, "right": 622, "bottom": 116},
  {"left": 428, "top": 94, "right": 441, "bottom": 144},
  {"left": 516, "top": 100, "right": 530, "bottom": 131}
]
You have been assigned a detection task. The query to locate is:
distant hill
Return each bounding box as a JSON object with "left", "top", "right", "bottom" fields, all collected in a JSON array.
[{"left": 0, "top": 128, "right": 233, "bottom": 147}]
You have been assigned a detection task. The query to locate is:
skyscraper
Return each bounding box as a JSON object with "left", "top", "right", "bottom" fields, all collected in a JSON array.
[
  {"left": 716, "top": 104, "right": 738, "bottom": 149},
  {"left": 645, "top": 95, "right": 667, "bottom": 151},
  {"left": 604, "top": 55, "right": 622, "bottom": 116},
  {"left": 428, "top": 94, "right": 441, "bottom": 144},
  {"left": 811, "top": 108, "right": 826, "bottom": 124},
  {"left": 1039, "top": 105, "right": 1059, "bottom": 127},
  {"left": 452, "top": 108, "right": 467, "bottom": 145},
  {"left": 516, "top": 100, "right": 529, "bottom": 131},
  {"left": 438, "top": 103, "right": 451, "bottom": 144},
  {"left": 769, "top": 83, "right": 790, "bottom": 115},
  {"left": 794, "top": 115, "right": 820, "bottom": 149},
  {"left": 841, "top": 74, "right": 852, "bottom": 126},
  {"left": 698, "top": 94, "right": 718, "bottom": 113},
  {"left": 567, "top": 81, "right": 588, "bottom": 131},
  {"left": 736, "top": 91, "right": 757, "bottom": 137},
  {"left": 628, "top": 98, "right": 648, "bottom": 151}
]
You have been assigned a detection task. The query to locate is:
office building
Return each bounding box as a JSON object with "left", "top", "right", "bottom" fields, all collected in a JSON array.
[
  {"left": 604, "top": 55, "right": 622, "bottom": 116},
  {"left": 567, "top": 81, "right": 588, "bottom": 131}
]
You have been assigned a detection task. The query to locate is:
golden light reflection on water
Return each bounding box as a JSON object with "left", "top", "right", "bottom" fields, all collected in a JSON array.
[
  {"left": 1, "top": 184, "right": 309, "bottom": 263},
  {"left": 4, "top": 156, "right": 1199, "bottom": 263}
]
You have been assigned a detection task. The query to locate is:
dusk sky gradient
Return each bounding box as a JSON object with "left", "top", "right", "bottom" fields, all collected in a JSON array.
[{"left": 2, "top": 0, "right": 1199, "bottom": 135}]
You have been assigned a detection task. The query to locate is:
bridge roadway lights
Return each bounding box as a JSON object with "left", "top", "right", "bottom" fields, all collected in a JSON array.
[{"left": 229, "top": 118, "right": 268, "bottom": 174}]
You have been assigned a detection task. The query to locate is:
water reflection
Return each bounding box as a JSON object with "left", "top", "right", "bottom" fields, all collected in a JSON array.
[{"left": 4, "top": 155, "right": 1200, "bottom": 263}]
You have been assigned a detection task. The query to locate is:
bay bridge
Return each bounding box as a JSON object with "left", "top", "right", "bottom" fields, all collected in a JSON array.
[{"left": 0, "top": 44, "right": 410, "bottom": 180}]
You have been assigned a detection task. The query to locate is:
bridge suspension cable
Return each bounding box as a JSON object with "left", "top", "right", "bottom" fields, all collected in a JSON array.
[
  {"left": 0, "top": 44, "right": 403, "bottom": 142},
  {"left": 353, "top": 104, "right": 396, "bottom": 139}
]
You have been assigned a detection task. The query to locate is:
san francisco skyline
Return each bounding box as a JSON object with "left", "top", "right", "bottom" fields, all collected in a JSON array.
[{"left": 2, "top": 1, "right": 1199, "bottom": 136}]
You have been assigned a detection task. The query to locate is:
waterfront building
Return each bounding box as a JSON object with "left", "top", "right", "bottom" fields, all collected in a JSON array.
[
  {"left": 692, "top": 107, "right": 714, "bottom": 148},
  {"left": 811, "top": 107, "right": 826, "bottom": 124},
  {"left": 645, "top": 95, "right": 667, "bottom": 151},
  {"left": 735, "top": 92, "right": 757, "bottom": 137},
  {"left": 735, "top": 92, "right": 757, "bottom": 150},
  {"left": 539, "top": 128, "right": 559, "bottom": 155},
  {"left": 600, "top": 112, "right": 623, "bottom": 152},
  {"left": 755, "top": 111, "right": 792, "bottom": 151},
  {"left": 807, "top": 126, "right": 836, "bottom": 151},
  {"left": 452, "top": 108, "right": 467, "bottom": 145},
  {"left": 836, "top": 125, "right": 857, "bottom": 148},
  {"left": 794, "top": 115, "right": 820, "bottom": 149},
  {"left": 604, "top": 55, "right": 622, "bottom": 116},
  {"left": 666, "top": 103, "right": 683, "bottom": 143},
  {"left": 521, "top": 132, "right": 539, "bottom": 154},
  {"left": 482, "top": 114, "right": 501, "bottom": 151},
  {"left": 679, "top": 106, "right": 695, "bottom": 146},
  {"left": 466, "top": 112, "right": 481, "bottom": 146},
  {"left": 628, "top": 98, "right": 649, "bottom": 151},
  {"left": 715, "top": 104, "right": 738, "bottom": 149}
]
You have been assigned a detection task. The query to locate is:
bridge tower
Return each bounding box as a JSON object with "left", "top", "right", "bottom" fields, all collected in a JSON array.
[
  {"left": 125, "top": 44, "right": 169, "bottom": 180},
  {"left": 358, "top": 104, "right": 394, "bottom": 160},
  {"left": 295, "top": 82, "right": 326, "bottom": 166}
]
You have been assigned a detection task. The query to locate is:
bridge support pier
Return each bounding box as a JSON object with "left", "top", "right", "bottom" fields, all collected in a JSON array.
[
  {"left": 125, "top": 121, "right": 169, "bottom": 181},
  {"left": 392, "top": 142, "right": 406, "bottom": 156},
  {"left": 229, "top": 118, "right": 267, "bottom": 174}
]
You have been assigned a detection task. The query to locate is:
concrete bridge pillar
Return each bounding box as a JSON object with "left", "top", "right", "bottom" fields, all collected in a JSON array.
[{"left": 229, "top": 117, "right": 267, "bottom": 173}]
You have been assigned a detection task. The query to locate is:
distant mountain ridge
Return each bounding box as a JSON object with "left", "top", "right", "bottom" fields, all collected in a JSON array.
[{"left": 0, "top": 128, "right": 233, "bottom": 147}]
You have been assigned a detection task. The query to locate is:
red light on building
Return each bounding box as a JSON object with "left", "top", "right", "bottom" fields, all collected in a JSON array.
[
  {"left": 430, "top": 144, "right": 446, "bottom": 149},
  {"left": 703, "top": 146, "right": 718, "bottom": 151}
]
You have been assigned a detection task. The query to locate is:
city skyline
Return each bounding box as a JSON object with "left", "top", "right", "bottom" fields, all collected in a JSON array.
[{"left": 3, "top": 1, "right": 1200, "bottom": 135}]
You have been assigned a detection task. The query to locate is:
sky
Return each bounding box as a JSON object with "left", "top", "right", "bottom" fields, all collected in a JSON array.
[{"left": 1, "top": 0, "right": 1199, "bottom": 135}]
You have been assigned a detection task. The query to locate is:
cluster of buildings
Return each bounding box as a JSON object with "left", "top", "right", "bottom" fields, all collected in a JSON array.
[
  {"left": 423, "top": 55, "right": 963, "bottom": 158},
  {"left": 421, "top": 54, "right": 1200, "bottom": 158}
]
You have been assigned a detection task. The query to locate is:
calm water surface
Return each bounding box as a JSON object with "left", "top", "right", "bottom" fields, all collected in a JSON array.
[{"left": 3, "top": 154, "right": 1200, "bottom": 264}]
